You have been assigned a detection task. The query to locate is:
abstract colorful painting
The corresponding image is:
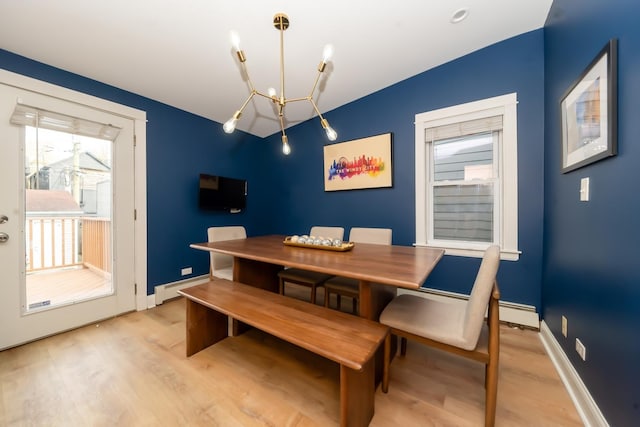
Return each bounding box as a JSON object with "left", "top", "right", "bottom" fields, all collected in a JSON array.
[{"left": 323, "top": 133, "right": 392, "bottom": 191}]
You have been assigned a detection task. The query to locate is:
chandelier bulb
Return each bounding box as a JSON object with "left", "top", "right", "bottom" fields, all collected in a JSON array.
[
  {"left": 322, "top": 44, "right": 334, "bottom": 63},
  {"left": 325, "top": 125, "right": 338, "bottom": 141},
  {"left": 223, "top": 117, "right": 238, "bottom": 134},
  {"left": 268, "top": 87, "right": 277, "bottom": 99},
  {"left": 281, "top": 135, "right": 291, "bottom": 155},
  {"left": 230, "top": 31, "right": 241, "bottom": 51}
]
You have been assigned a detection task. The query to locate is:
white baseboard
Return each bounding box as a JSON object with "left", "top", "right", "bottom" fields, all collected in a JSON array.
[
  {"left": 539, "top": 321, "right": 608, "bottom": 427},
  {"left": 396, "top": 287, "right": 540, "bottom": 329},
  {"left": 146, "top": 295, "right": 156, "bottom": 309},
  {"left": 153, "top": 275, "right": 210, "bottom": 306}
]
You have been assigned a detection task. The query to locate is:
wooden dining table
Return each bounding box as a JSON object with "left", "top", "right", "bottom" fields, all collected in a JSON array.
[{"left": 190, "top": 234, "right": 445, "bottom": 322}]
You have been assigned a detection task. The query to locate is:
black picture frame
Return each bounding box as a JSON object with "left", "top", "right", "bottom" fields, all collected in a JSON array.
[{"left": 561, "top": 39, "right": 618, "bottom": 173}]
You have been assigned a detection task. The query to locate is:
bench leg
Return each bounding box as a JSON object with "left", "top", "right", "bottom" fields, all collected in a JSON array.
[
  {"left": 185, "top": 299, "right": 228, "bottom": 357},
  {"left": 340, "top": 359, "right": 375, "bottom": 427}
]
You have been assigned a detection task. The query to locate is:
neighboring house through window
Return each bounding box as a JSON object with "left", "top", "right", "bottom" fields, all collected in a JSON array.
[{"left": 415, "top": 93, "right": 520, "bottom": 260}]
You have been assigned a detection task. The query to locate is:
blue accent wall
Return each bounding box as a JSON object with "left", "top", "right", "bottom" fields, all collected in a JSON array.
[
  {"left": 267, "top": 30, "right": 546, "bottom": 308},
  {"left": 0, "top": 49, "right": 273, "bottom": 293},
  {"left": 543, "top": 0, "right": 640, "bottom": 424}
]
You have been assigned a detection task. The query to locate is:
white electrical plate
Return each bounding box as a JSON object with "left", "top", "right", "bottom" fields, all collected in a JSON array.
[
  {"left": 576, "top": 338, "right": 586, "bottom": 361},
  {"left": 580, "top": 177, "right": 590, "bottom": 201}
]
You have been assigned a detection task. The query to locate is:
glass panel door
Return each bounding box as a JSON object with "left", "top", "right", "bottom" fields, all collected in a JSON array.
[
  {"left": 24, "top": 126, "right": 114, "bottom": 310},
  {"left": 0, "top": 80, "right": 136, "bottom": 350}
]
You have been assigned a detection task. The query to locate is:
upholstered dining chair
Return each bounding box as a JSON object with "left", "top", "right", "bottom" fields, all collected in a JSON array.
[
  {"left": 380, "top": 245, "right": 501, "bottom": 427},
  {"left": 278, "top": 226, "right": 344, "bottom": 304},
  {"left": 207, "top": 226, "right": 247, "bottom": 280},
  {"left": 323, "top": 227, "right": 392, "bottom": 314}
]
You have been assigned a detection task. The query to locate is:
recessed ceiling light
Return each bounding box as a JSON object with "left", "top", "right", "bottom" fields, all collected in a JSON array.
[{"left": 451, "top": 8, "right": 469, "bottom": 24}]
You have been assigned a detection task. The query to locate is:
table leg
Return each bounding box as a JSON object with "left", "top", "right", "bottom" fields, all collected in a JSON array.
[
  {"left": 232, "top": 257, "right": 282, "bottom": 292},
  {"left": 358, "top": 281, "right": 395, "bottom": 321},
  {"left": 232, "top": 257, "right": 283, "bottom": 335},
  {"left": 358, "top": 280, "right": 396, "bottom": 386}
]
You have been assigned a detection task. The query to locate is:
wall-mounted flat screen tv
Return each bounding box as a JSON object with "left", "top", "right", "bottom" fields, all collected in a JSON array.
[{"left": 198, "top": 173, "right": 247, "bottom": 211}]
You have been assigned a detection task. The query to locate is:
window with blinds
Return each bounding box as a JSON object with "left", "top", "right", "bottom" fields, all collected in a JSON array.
[
  {"left": 415, "top": 93, "right": 519, "bottom": 260},
  {"left": 428, "top": 116, "right": 501, "bottom": 243}
]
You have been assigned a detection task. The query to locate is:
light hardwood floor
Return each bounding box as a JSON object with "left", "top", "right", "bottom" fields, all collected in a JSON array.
[{"left": 0, "top": 296, "right": 583, "bottom": 426}]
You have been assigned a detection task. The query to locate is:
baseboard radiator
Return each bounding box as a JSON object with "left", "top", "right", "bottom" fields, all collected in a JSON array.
[
  {"left": 154, "top": 274, "right": 210, "bottom": 306},
  {"left": 397, "top": 286, "right": 540, "bottom": 329}
]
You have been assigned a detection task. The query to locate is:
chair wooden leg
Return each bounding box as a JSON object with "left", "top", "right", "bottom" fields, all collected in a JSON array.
[
  {"left": 279, "top": 278, "right": 285, "bottom": 295},
  {"left": 352, "top": 297, "right": 358, "bottom": 315},
  {"left": 485, "top": 356, "right": 498, "bottom": 426},
  {"left": 400, "top": 336, "right": 407, "bottom": 356},
  {"left": 336, "top": 294, "right": 342, "bottom": 310},
  {"left": 310, "top": 285, "right": 316, "bottom": 304},
  {"left": 324, "top": 288, "right": 330, "bottom": 308}
]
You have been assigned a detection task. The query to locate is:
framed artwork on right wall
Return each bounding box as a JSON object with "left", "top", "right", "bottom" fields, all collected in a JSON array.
[{"left": 561, "top": 39, "right": 618, "bottom": 173}]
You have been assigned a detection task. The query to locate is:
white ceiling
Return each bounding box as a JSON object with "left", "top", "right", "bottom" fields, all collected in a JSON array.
[{"left": 0, "top": 0, "right": 552, "bottom": 138}]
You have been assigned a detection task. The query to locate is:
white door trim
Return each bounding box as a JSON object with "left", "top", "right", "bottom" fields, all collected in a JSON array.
[{"left": 0, "top": 69, "right": 148, "bottom": 312}]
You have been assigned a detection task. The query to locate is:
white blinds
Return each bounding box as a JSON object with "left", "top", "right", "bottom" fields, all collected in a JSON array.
[
  {"left": 425, "top": 115, "right": 503, "bottom": 142},
  {"left": 10, "top": 104, "right": 121, "bottom": 141}
]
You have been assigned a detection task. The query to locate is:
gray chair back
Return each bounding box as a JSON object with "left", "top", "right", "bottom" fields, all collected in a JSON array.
[
  {"left": 348, "top": 227, "right": 392, "bottom": 245},
  {"left": 207, "top": 226, "right": 247, "bottom": 278},
  {"left": 309, "top": 226, "right": 344, "bottom": 240},
  {"left": 461, "top": 245, "right": 501, "bottom": 348}
]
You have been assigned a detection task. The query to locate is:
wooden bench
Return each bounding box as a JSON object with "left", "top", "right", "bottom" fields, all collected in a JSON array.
[{"left": 178, "top": 279, "right": 389, "bottom": 427}]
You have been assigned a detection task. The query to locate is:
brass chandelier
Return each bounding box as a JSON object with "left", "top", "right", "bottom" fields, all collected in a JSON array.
[{"left": 223, "top": 13, "right": 337, "bottom": 155}]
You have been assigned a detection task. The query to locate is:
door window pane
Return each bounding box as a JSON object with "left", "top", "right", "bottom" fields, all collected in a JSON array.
[{"left": 24, "top": 126, "right": 113, "bottom": 310}]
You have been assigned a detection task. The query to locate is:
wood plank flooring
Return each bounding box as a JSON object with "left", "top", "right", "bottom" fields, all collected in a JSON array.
[{"left": 0, "top": 297, "right": 583, "bottom": 426}]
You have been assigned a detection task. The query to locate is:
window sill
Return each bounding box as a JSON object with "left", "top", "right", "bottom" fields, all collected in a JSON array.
[{"left": 414, "top": 243, "right": 520, "bottom": 261}]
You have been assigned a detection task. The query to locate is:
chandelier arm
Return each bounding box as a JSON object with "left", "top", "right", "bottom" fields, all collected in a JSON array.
[
  {"left": 307, "top": 68, "right": 324, "bottom": 99},
  {"left": 238, "top": 61, "right": 258, "bottom": 94},
  {"left": 308, "top": 98, "right": 325, "bottom": 119},
  {"left": 237, "top": 91, "right": 257, "bottom": 115},
  {"left": 278, "top": 16, "right": 286, "bottom": 101},
  {"left": 254, "top": 91, "right": 274, "bottom": 100},
  {"left": 284, "top": 96, "right": 310, "bottom": 103},
  {"left": 277, "top": 103, "right": 286, "bottom": 131}
]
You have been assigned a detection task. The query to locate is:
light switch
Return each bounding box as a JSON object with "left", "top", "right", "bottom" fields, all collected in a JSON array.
[{"left": 580, "top": 177, "right": 590, "bottom": 201}]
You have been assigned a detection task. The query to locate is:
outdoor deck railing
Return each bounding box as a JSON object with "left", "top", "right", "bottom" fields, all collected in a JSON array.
[{"left": 25, "top": 216, "right": 111, "bottom": 274}]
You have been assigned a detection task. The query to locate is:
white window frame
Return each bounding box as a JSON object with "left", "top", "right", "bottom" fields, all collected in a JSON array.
[{"left": 415, "top": 93, "right": 520, "bottom": 260}]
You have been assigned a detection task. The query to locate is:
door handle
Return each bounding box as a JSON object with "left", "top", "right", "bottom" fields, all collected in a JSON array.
[
  {"left": 0, "top": 232, "right": 8, "bottom": 243},
  {"left": 0, "top": 215, "right": 7, "bottom": 224}
]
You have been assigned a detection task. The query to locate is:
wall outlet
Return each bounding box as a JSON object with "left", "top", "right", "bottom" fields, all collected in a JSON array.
[
  {"left": 181, "top": 267, "right": 193, "bottom": 276},
  {"left": 575, "top": 338, "right": 586, "bottom": 361},
  {"left": 561, "top": 316, "right": 568, "bottom": 337}
]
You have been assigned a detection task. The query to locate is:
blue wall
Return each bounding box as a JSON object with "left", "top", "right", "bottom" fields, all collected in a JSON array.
[
  {"left": 543, "top": 1, "right": 640, "bottom": 425},
  {"left": 0, "top": 50, "right": 275, "bottom": 293},
  {"left": 267, "top": 30, "right": 546, "bottom": 308}
]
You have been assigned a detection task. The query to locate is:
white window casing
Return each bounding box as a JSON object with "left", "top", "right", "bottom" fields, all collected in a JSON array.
[{"left": 415, "top": 93, "right": 520, "bottom": 260}]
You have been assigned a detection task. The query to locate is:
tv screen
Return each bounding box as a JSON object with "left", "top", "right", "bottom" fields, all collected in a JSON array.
[{"left": 198, "top": 173, "right": 247, "bottom": 211}]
